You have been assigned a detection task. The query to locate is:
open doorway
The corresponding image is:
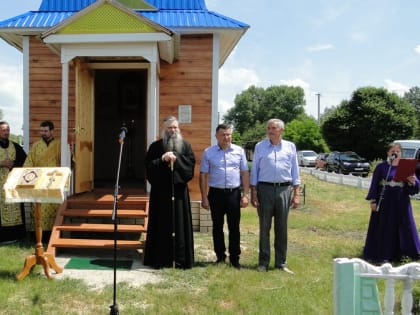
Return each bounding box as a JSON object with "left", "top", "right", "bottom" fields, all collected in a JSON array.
[{"left": 94, "top": 69, "right": 147, "bottom": 189}]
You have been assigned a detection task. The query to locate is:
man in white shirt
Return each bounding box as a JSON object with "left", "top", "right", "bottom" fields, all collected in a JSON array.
[{"left": 250, "top": 118, "right": 300, "bottom": 273}]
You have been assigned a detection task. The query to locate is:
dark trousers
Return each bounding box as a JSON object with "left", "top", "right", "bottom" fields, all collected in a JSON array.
[
  {"left": 257, "top": 185, "right": 292, "bottom": 268},
  {"left": 208, "top": 188, "right": 241, "bottom": 263}
]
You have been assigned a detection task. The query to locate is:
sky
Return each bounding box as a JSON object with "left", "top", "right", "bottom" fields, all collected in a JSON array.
[{"left": 1, "top": 1, "right": 420, "bottom": 135}]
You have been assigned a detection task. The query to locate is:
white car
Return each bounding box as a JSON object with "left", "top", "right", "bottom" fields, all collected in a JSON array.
[{"left": 297, "top": 150, "right": 317, "bottom": 167}]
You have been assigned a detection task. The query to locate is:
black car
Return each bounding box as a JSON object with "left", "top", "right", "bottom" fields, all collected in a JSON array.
[{"left": 325, "top": 151, "right": 370, "bottom": 177}]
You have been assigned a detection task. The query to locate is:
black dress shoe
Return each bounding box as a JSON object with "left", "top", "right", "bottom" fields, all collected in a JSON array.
[
  {"left": 231, "top": 262, "right": 242, "bottom": 270},
  {"left": 215, "top": 258, "right": 225, "bottom": 264}
]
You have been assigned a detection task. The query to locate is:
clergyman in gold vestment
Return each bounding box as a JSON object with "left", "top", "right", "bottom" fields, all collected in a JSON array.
[
  {"left": 0, "top": 121, "right": 27, "bottom": 243},
  {"left": 24, "top": 121, "right": 61, "bottom": 240}
]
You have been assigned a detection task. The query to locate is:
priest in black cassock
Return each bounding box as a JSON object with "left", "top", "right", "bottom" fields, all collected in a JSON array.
[{"left": 144, "top": 116, "right": 195, "bottom": 269}]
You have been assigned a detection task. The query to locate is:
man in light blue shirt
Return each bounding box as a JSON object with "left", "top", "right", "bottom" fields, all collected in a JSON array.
[
  {"left": 250, "top": 118, "right": 300, "bottom": 273},
  {"left": 199, "top": 124, "right": 250, "bottom": 269}
]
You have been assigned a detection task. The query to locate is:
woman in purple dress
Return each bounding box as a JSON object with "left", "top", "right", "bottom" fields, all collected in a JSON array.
[{"left": 363, "top": 142, "right": 420, "bottom": 263}]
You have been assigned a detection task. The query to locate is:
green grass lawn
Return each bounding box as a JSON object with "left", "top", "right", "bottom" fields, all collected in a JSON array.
[{"left": 1, "top": 173, "right": 420, "bottom": 314}]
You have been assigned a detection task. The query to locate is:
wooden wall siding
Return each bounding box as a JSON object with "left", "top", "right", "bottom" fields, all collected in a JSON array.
[
  {"left": 28, "top": 37, "right": 75, "bottom": 146},
  {"left": 160, "top": 35, "right": 213, "bottom": 200},
  {"left": 27, "top": 34, "right": 214, "bottom": 201}
]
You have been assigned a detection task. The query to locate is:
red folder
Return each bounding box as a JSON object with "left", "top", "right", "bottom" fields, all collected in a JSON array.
[{"left": 393, "top": 158, "right": 418, "bottom": 182}]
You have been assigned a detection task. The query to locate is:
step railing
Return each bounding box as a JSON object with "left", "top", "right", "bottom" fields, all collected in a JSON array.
[{"left": 334, "top": 257, "right": 420, "bottom": 315}]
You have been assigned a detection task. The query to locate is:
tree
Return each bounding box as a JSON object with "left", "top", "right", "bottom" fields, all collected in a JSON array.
[
  {"left": 238, "top": 121, "right": 267, "bottom": 145},
  {"left": 403, "top": 86, "right": 420, "bottom": 137},
  {"left": 223, "top": 85, "right": 305, "bottom": 135},
  {"left": 284, "top": 117, "right": 329, "bottom": 153},
  {"left": 258, "top": 85, "right": 305, "bottom": 124},
  {"left": 10, "top": 134, "right": 23, "bottom": 145},
  {"left": 224, "top": 85, "right": 264, "bottom": 134},
  {"left": 321, "top": 87, "right": 417, "bottom": 161}
]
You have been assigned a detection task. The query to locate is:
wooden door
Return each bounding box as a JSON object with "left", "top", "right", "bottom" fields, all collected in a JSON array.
[{"left": 74, "top": 59, "right": 94, "bottom": 193}]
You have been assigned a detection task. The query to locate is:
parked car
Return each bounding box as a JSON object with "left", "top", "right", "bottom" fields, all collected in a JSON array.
[
  {"left": 315, "top": 153, "right": 329, "bottom": 170},
  {"left": 394, "top": 139, "right": 420, "bottom": 179},
  {"left": 297, "top": 150, "right": 317, "bottom": 167},
  {"left": 325, "top": 151, "right": 370, "bottom": 177}
]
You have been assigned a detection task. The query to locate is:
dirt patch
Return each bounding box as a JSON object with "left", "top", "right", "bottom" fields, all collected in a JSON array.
[{"left": 52, "top": 254, "right": 161, "bottom": 290}]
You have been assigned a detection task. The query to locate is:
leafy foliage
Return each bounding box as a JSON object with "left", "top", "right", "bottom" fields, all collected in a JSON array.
[
  {"left": 259, "top": 85, "right": 305, "bottom": 123},
  {"left": 224, "top": 84, "right": 420, "bottom": 162},
  {"left": 224, "top": 85, "right": 265, "bottom": 135},
  {"left": 10, "top": 134, "right": 23, "bottom": 145},
  {"left": 224, "top": 85, "right": 305, "bottom": 135},
  {"left": 403, "top": 86, "right": 420, "bottom": 137},
  {"left": 321, "top": 87, "right": 417, "bottom": 160},
  {"left": 237, "top": 121, "right": 267, "bottom": 145},
  {"left": 284, "top": 117, "right": 329, "bottom": 153}
]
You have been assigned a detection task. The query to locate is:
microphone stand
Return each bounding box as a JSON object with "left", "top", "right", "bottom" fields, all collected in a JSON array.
[
  {"left": 376, "top": 157, "right": 395, "bottom": 212},
  {"left": 109, "top": 130, "right": 126, "bottom": 315},
  {"left": 171, "top": 160, "right": 175, "bottom": 269}
]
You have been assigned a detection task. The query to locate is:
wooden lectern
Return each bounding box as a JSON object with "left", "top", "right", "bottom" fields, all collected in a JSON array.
[{"left": 3, "top": 167, "right": 71, "bottom": 280}]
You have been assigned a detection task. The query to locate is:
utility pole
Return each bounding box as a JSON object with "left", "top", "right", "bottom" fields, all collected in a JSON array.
[{"left": 316, "top": 93, "right": 321, "bottom": 124}]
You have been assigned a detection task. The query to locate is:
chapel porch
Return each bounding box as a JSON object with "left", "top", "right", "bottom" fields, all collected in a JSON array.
[
  {"left": 42, "top": 188, "right": 209, "bottom": 257},
  {"left": 46, "top": 188, "right": 149, "bottom": 257}
]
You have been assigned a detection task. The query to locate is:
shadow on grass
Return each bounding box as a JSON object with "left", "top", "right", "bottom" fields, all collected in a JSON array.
[
  {"left": 0, "top": 270, "right": 19, "bottom": 280},
  {"left": 193, "top": 261, "right": 259, "bottom": 271}
]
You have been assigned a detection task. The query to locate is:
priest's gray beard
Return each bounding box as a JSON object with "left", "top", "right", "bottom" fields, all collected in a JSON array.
[{"left": 162, "top": 131, "right": 183, "bottom": 153}]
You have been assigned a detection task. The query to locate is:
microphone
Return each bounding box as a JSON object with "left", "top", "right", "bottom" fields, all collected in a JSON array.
[
  {"left": 390, "top": 152, "right": 398, "bottom": 160},
  {"left": 118, "top": 126, "right": 128, "bottom": 143}
]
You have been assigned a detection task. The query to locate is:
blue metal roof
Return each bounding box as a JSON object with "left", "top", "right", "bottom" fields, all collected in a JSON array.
[
  {"left": 37, "top": 0, "right": 207, "bottom": 12},
  {"left": 147, "top": 0, "right": 207, "bottom": 10},
  {"left": 38, "top": 0, "right": 95, "bottom": 11},
  {"left": 0, "top": 0, "right": 248, "bottom": 66},
  {"left": 0, "top": 12, "right": 74, "bottom": 28},
  {"left": 0, "top": 0, "right": 247, "bottom": 30},
  {"left": 0, "top": 10, "right": 247, "bottom": 29},
  {"left": 141, "top": 10, "right": 248, "bottom": 29}
]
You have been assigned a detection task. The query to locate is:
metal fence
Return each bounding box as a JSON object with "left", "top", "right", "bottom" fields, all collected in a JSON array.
[{"left": 300, "top": 167, "right": 420, "bottom": 199}]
